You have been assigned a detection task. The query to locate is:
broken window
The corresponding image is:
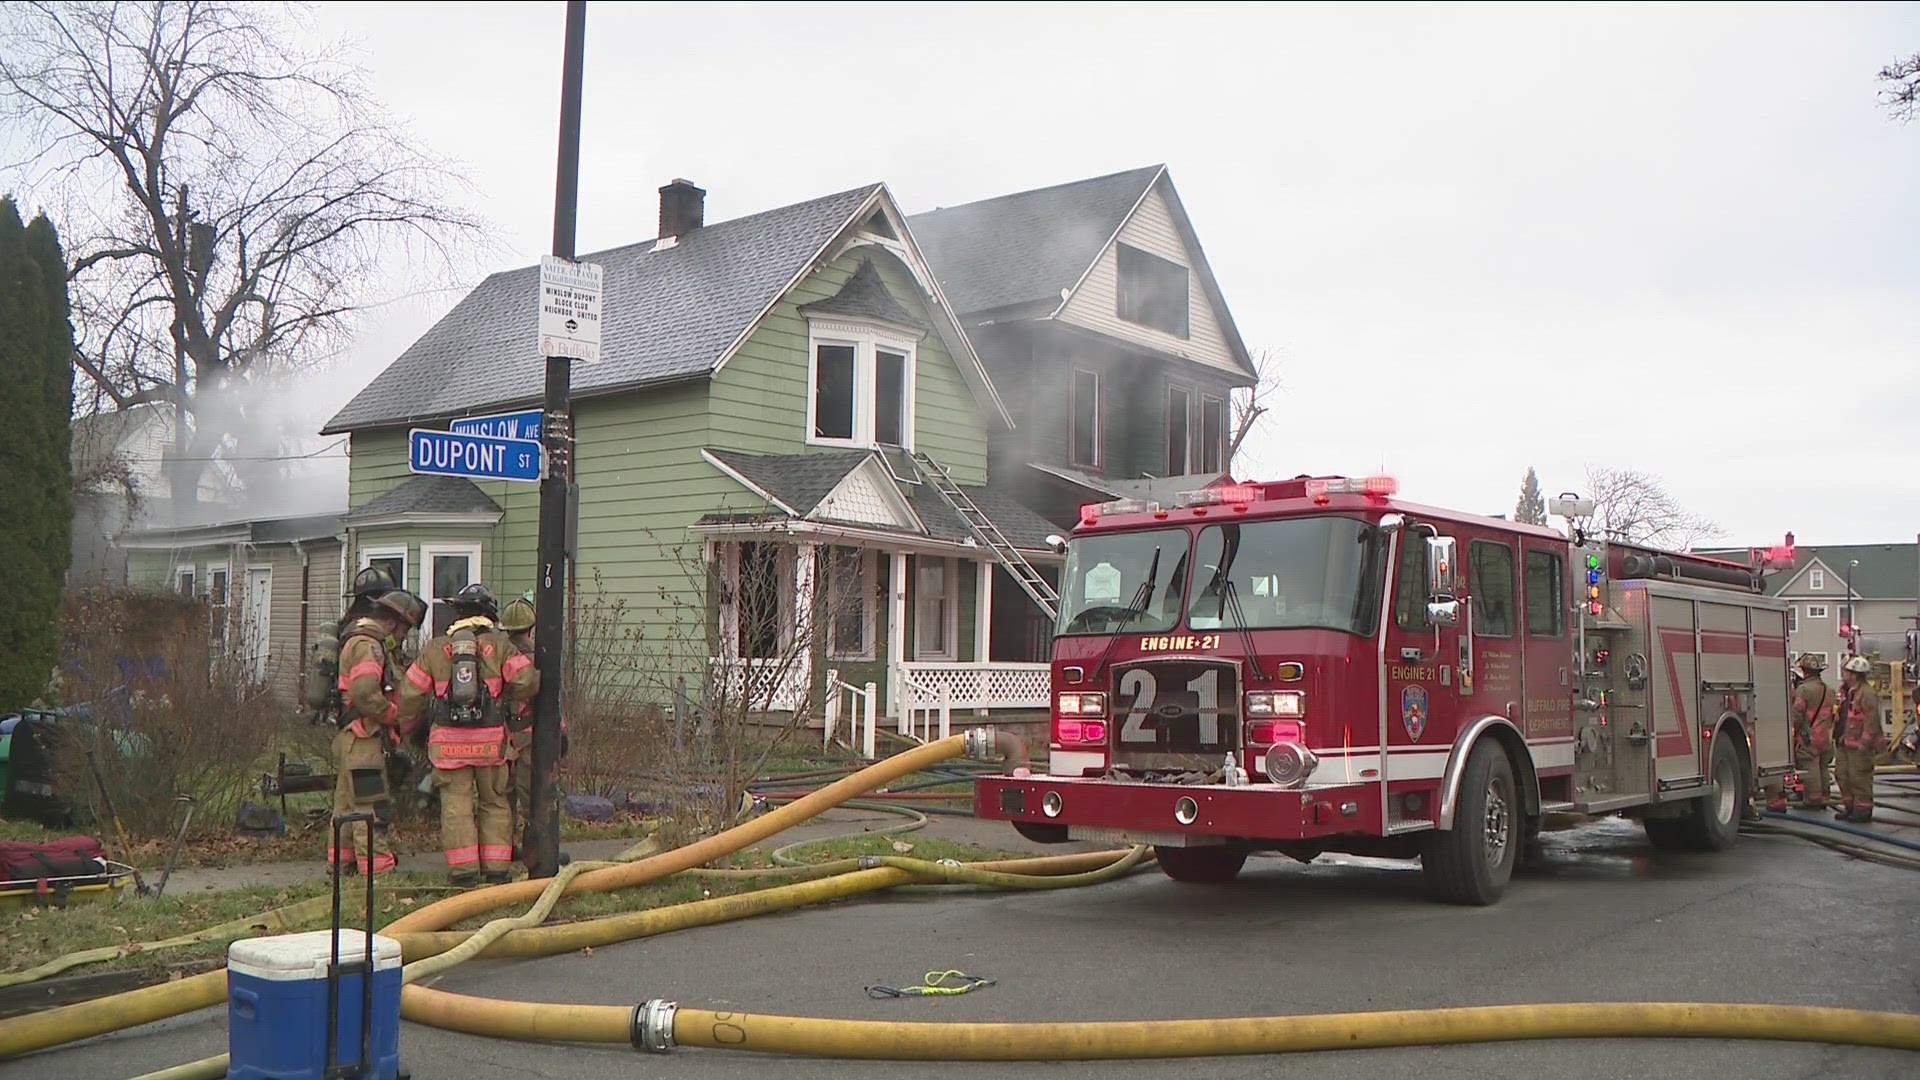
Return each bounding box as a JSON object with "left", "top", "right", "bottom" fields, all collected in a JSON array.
[{"left": 1116, "top": 243, "right": 1189, "bottom": 338}]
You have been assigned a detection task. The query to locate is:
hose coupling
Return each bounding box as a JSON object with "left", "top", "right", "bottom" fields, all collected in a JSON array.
[
  {"left": 857, "top": 855, "right": 884, "bottom": 869},
  {"left": 631, "top": 998, "right": 677, "bottom": 1053},
  {"left": 964, "top": 726, "right": 993, "bottom": 761}
]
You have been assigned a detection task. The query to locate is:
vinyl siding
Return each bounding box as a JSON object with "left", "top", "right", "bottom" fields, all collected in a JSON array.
[
  {"left": 344, "top": 430, "right": 527, "bottom": 598},
  {"left": 1056, "top": 180, "right": 1243, "bottom": 377},
  {"left": 710, "top": 247, "right": 989, "bottom": 484}
]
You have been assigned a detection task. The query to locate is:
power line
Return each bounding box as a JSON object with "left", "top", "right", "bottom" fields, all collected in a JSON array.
[{"left": 103, "top": 438, "right": 348, "bottom": 464}]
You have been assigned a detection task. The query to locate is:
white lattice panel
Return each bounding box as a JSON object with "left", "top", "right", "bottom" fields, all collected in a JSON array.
[
  {"left": 709, "top": 657, "right": 809, "bottom": 712},
  {"left": 899, "top": 663, "right": 1049, "bottom": 709}
]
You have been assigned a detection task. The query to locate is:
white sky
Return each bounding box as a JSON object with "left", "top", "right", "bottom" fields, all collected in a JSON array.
[{"left": 298, "top": 1, "right": 1920, "bottom": 545}]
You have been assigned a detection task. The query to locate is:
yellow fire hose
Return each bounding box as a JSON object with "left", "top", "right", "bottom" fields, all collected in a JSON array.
[
  {"left": 0, "top": 731, "right": 999, "bottom": 1060},
  {"left": 13, "top": 729, "right": 1920, "bottom": 1069}
]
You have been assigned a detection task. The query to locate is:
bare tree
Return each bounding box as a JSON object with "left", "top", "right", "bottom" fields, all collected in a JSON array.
[
  {"left": 1581, "top": 465, "right": 1723, "bottom": 550},
  {"left": 1880, "top": 52, "right": 1920, "bottom": 123},
  {"left": 0, "top": 1, "right": 481, "bottom": 509},
  {"left": 1227, "top": 346, "right": 1283, "bottom": 472}
]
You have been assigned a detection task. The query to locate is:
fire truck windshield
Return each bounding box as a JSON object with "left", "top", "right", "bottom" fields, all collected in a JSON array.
[
  {"left": 1056, "top": 528, "right": 1190, "bottom": 636},
  {"left": 1188, "top": 516, "right": 1387, "bottom": 637}
]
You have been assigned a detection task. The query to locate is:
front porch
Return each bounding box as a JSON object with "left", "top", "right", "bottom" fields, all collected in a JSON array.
[{"left": 699, "top": 536, "right": 1057, "bottom": 753}]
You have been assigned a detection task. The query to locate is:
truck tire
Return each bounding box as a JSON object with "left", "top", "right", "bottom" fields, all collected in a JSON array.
[
  {"left": 1154, "top": 845, "right": 1247, "bottom": 883},
  {"left": 1645, "top": 736, "right": 1746, "bottom": 852},
  {"left": 1420, "top": 742, "right": 1518, "bottom": 905}
]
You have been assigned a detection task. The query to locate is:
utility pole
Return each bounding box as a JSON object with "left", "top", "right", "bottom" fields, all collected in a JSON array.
[{"left": 525, "top": 0, "right": 587, "bottom": 879}]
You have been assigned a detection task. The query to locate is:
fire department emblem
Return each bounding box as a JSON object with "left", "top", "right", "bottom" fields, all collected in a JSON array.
[{"left": 1401, "top": 685, "right": 1429, "bottom": 741}]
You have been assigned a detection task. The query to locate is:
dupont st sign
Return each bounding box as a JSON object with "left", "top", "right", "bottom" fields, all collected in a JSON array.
[{"left": 408, "top": 428, "right": 543, "bottom": 483}]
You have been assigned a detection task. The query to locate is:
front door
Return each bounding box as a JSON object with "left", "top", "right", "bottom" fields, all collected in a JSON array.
[
  {"left": 242, "top": 567, "right": 272, "bottom": 684},
  {"left": 421, "top": 544, "right": 481, "bottom": 640},
  {"left": 1519, "top": 542, "right": 1573, "bottom": 749}
]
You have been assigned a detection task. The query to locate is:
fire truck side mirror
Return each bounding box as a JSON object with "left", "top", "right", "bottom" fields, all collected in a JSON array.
[
  {"left": 1425, "top": 535, "right": 1458, "bottom": 599},
  {"left": 1906, "top": 629, "right": 1917, "bottom": 664},
  {"left": 1044, "top": 534, "right": 1068, "bottom": 556},
  {"left": 1427, "top": 600, "right": 1462, "bottom": 627}
]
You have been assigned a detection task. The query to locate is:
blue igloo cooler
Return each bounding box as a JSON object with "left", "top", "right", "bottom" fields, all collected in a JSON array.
[{"left": 226, "top": 929, "right": 402, "bottom": 1080}]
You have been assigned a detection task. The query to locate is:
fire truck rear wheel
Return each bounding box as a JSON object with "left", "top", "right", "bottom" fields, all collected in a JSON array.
[
  {"left": 1153, "top": 845, "right": 1247, "bottom": 883},
  {"left": 1419, "top": 742, "right": 1518, "bottom": 905},
  {"left": 1645, "top": 735, "right": 1746, "bottom": 852}
]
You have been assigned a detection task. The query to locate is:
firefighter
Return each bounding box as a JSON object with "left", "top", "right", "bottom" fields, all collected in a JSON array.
[
  {"left": 1788, "top": 653, "right": 1837, "bottom": 810},
  {"left": 397, "top": 583, "right": 537, "bottom": 885},
  {"left": 1834, "top": 656, "right": 1886, "bottom": 822},
  {"left": 498, "top": 597, "right": 540, "bottom": 834},
  {"left": 331, "top": 589, "right": 422, "bottom": 875}
]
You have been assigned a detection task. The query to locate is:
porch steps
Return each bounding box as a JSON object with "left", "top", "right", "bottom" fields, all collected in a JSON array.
[{"left": 909, "top": 450, "right": 1059, "bottom": 622}]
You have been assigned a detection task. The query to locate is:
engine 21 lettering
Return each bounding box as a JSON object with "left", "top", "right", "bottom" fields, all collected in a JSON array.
[{"left": 1138, "top": 634, "right": 1221, "bottom": 652}]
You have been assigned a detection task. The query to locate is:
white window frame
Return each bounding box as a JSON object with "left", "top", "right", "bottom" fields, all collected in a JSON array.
[
  {"left": 1805, "top": 604, "right": 1828, "bottom": 620},
  {"left": 805, "top": 319, "right": 920, "bottom": 451},
  {"left": 1069, "top": 369, "right": 1101, "bottom": 469},
  {"left": 1787, "top": 605, "right": 1798, "bottom": 633},
  {"left": 1199, "top": 394, "right": 1228, "bottom": 474},
  {"left": 175, "top": 563, "right": 196, "bottom": 597},
  {"left": 1809, "top": 567, "right": 1825, "bottom": 591},
  {"left": 912, "top": 556, "right": 961, "bottom": 661},
  {"left": 206, "top": 560, "right": 232, "bottom": 656},
  {"left": 720, "top": 541, "right": 795, "bottom": 659},
  {"left": 826, "top": 548, "right": 879, "bottom": 662},
  {"left": 359, "top": 545, "right": 409, "bottom": 592},
  {"left": 420, "top": 542, "right": 483, "bottom": 640},
  {"left": 1166, "top": 384, "right": 1191, "bottom": 476}
]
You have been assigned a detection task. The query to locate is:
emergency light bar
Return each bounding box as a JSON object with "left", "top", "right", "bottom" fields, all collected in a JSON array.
[
  {"left": 1174, "top": 484, "right": 1259, "bottom": 508},
  {"left": 1079, "top": 497, "right": 1159, "bottom": 525},
  {"left": 1305, "top": 475, "right": 1397, "bottom": 504}
]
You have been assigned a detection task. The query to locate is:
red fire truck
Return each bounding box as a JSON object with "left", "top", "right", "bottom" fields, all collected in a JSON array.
[{"left": 976, "top": 476, "right": 1795, "bottom": 904}]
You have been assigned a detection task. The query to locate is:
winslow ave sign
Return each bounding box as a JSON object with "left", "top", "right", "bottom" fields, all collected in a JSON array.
[
  {"left": 451, "top": 408, "right": 543, "bottom": 442},
  {"left": 408, "top": 428, "right": 544, "bottom": 483},
  {"left": 538, "top": 255, "right": 602, "bottom": 362}
]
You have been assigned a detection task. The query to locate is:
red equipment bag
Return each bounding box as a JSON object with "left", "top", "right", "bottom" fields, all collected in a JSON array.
[{"left": 0, "top": 836, "right": 106, "bottom": 883}]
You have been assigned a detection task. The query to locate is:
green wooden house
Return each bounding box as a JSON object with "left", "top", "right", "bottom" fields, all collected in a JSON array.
[{"left": 315, "top": 167, "right": 1254, "bottom": 730}]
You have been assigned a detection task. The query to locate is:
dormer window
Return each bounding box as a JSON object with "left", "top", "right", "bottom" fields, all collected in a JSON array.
[
  {"left": 1116, "top": 243, "right": 1189, "bottom": 338},
  {"left": 807, "top": 320, "right": 918, "bottom": 450}
]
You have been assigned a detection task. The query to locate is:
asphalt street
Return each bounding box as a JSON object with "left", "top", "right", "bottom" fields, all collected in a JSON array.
[{"left": 24, "top": 812, "right": 1920, "bottom": 1080}]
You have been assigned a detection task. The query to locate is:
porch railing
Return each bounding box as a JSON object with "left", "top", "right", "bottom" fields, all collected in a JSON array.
[
  {"left": 898, "top": 672, "right": 951, "bottom": 745},
  {"left": 896, "top": 662, "right": 1050, "bottom": 712},
  {"left": 706, "top": 656, "right": 810, "bottom": 714},
  {"left": 823, "top": 670, "right": 879, "bottom": 759}
]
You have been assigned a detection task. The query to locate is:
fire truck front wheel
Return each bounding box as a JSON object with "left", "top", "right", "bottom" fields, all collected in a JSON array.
[
  {"left": 1419, "top": 742, "right": 1519, "bottom": 905},
  {"left": 1153, "top": 845, "right": 1248, "bottom": 883}
]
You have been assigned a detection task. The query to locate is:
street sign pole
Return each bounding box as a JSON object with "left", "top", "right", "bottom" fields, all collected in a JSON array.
[{"left": 527, "top": 0, "right": 587, "bottom": 880}]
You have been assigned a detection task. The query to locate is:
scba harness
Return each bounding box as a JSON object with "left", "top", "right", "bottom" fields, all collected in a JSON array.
[{"left": 426, "top": 620, "right": 509, "bottom": 769}]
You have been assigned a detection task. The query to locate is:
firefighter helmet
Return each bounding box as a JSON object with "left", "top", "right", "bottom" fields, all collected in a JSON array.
[
  {"left": 1842, "top": 655, "right": 1873, "bottom": 675},
  {"left": 352, "top": 565, "right": 396, "bottom": 599},
  {"left": 372, "top": 589, "right": 424, "bottom": 628},
  {"left": 1795, "top": 652, "right": 1826, "bottom": 673},
  {"left": 501, "top": 597, "right": 535, "bottom": 632},
  {"left": 442, "top": 582, "right": 500, "bottom": 619}
]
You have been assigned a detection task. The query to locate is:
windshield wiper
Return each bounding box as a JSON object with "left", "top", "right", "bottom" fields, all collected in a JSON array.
[
  {"left": 1217, "top": 578, "right": 1267, "bottom": 681},
  {"left": 1091, "top": 546, "right": 1161, "bottom": 683}
]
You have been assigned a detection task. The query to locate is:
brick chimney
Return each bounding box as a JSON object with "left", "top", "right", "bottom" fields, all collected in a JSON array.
[{"left": 659, "top": 179, "right": 705, "bottom": 240}]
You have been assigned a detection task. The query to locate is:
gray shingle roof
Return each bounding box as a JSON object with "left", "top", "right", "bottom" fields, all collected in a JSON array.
[
  {"left": 705, "top": 448, "right": 1059, "bottom": 551},
  {"left": 907, "top": 165, "right": 1162, "bottom": 317},
  {"left": 1761, "top": 543, "right": 1918, "bottom": 599},
  {"left": 343, "top": 476, "right": 502, "bottom": 523},
  {"left": 706, "top": 449, "right": 870, "bottom": 515},
  {"left": 797, "top": 258, "right": 929, "bottom": 330},
  {"left": 322, "top": 185, "right": 883, "bottom": 434}
]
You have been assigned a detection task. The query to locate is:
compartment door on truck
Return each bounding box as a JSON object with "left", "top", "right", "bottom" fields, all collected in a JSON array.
[
  {"left": 1649, "top": 593, "right": 1707, "bottom": 787},
  {"left": 1385, "top": 532, "right": 1449, "bottom": 809},
  {"left": 1749, "top": 605, "right": 1792, "bottom": 770}
]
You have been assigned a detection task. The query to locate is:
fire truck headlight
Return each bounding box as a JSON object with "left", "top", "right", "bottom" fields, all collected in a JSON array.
[
  {"left": 1057, "top": 692, "right": 1108, "bottom": 717},
  {"left": 1264, "top": 743, "right": 1318, "bottom": 788},
  {"left": 1246, "top": 691, "right": 1304, "bottom": 718}
]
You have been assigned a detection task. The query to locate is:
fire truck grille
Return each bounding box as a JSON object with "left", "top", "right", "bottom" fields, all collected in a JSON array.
[{"left": 1108, "top": 659, "right": 1241, "bottom": 772}]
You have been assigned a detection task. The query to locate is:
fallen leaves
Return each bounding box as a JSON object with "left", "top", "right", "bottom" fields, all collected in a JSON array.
[{"left": 579, "top": 946, "right": 594, "bottom": 958}]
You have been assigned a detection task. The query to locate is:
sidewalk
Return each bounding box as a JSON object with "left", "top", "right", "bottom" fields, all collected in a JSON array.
[{"left": 155, "top": 805, "right": 1094, "bottom": 894}]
